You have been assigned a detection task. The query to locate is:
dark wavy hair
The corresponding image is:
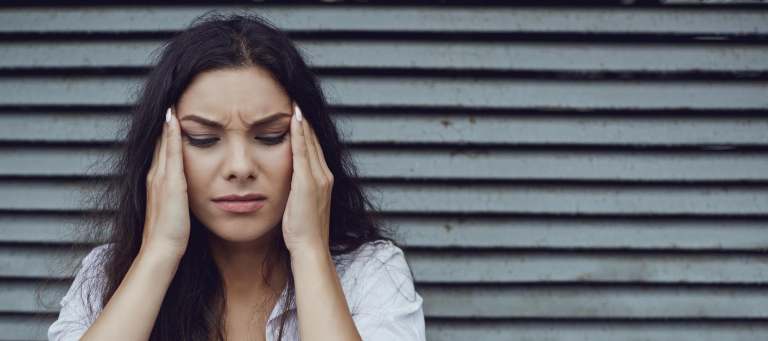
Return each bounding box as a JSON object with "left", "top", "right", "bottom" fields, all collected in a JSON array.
[{"left": 51, "top": 11, "right": 400, "bottom": 341}]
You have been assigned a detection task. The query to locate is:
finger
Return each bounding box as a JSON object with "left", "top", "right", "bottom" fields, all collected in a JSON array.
[
  {"left": 148, "top": 133, "right": 162, "bottom": 182},
  {"left": 308, "top": 122, "right": 332, "bottom": 181},
  {"left": 157, "top": 107, "right": 169, "bottom": 178},
  {"left": 290, "top": 105, "right": 310, "bottom": 179},
  {"left": 166, "top": 105, "right": 184, "bottom": 179},
  {"left": 301, "top": 111, "right": 325, "bottom": 183}
]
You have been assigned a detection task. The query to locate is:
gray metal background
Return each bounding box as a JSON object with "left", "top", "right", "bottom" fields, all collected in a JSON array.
[{"left": 1, "top": 3, "right": 767, "bottom": 341}]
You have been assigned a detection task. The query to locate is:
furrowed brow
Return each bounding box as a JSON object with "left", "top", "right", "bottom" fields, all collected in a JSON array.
[
  {"left": 251, "top": 112, "right": 292, "bottom": 126},
  {"left": 179, "top": 115, "right": 223, "bottom": 128},
  {"left": 179, "top": 112, "right": 292, "bottom": 128}
]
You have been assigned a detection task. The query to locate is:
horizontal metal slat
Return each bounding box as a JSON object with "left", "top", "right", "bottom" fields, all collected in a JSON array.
[
  {"left": 1, "top": 181, "right": 766, "bottom": 215},
  {"left": 420, "top": 285, "right": 768, "bottom": 318},
  {"left": 0, "top": 147, "right": 107, "bottom": 177},
  {"left": 0, "top": 7, "right": 765, "bottom": 35},
  {"left": 318, "top": 77, "right": 768, "bottom": 110},
  {"left": 6, "top": 280, "right": 768, "bottom": 318},
  {"left": 425, "top": 321, "right": 768, "bottom": 341},
  {"left": 2, "top": 112, "right": 767, "bottom": 146},
  {"left": 0, "top": 113, "right": 124, "bottom": 144},
  {"left": 4, "top": 147, "right": 768, "bottom": 181},
  {"left": 1, "top": 76, "right": 766, "bottom": 110},
  {"left": 0, "top": 281, "right": 68, "bottom": 313},
  {"left": 0, "top": 40, "right": 161, "bottom": 69},
  {"left": 356, "top": 149, "right": 768, "bottom": 181},
  {"left": 3, "top": 214, "right": 767, "bottom": 250},
  {"left": 343, "top": 114, "right": 768, "bottom": 146},
  {"left": 0, "top": 214, "right": 80, "bottom": 244},
  {"left": 0, "top": 246, "right": 84, "bottom": 279},
  {"left": 376, "top": 183, "right": 768, "bottom": 215},
  {"left": 0, "top": 315, "right": 55, "bottom": 341},
  {"left": 408, "top": 251, "right": 768, "bottom": 284},
  {"left": 3, "top": 40, "right": 768, "bottom": 72},
  {"left": 0, "top": 76, "right": 138, "bottom": 107},
  {"left": 394, "top": 216, "right": 768, "bottom": 250},
  {"left": 4, "top": 245, "right": 767, "bottom": 284}
]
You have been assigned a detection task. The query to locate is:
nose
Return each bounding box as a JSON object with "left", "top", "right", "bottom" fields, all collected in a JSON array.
[{"left": 221, "top": 138, "right": 257, "bottom": 182}]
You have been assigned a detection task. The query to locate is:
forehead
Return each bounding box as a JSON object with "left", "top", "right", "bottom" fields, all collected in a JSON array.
[{"left": 177, "top": 66, "right": 291, "bottom": 122}]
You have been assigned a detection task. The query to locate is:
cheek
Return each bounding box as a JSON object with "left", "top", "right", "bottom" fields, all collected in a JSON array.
[
  {"left": 265, "top": 145, "right": 294, "bottom": 190},
  {"left": 284, "top": 144, "right": 294, "bottom": 179},
  {"left": 182, "top": 148, "right": 215, "bottom": 202},
  {"left": 255, "top": 145, "right": 294, "bottom": 210}
]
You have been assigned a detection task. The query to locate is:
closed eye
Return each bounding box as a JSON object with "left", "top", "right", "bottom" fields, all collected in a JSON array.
[
  {"left": 185, "top": 136, "right": 218, "bottom": 148},
  {"left": 257, "top": 130, "right": 289, "bottom": 145},
  {"left": 183, "top": 131, "right": 289, "bottom": 148}
]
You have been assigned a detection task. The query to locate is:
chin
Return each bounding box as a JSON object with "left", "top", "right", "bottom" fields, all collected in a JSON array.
[{"left": 204, "top": 218, "right": 280, "bottom": 243}]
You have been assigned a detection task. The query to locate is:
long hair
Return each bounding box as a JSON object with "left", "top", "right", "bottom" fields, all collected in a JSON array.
[{"left": 64, "top": 11, "right": 398, "bottom": 340}]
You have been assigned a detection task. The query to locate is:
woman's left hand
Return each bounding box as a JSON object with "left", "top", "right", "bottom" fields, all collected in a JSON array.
[{"left": 282, "top": 102, "right": 334, "bottom": 254}]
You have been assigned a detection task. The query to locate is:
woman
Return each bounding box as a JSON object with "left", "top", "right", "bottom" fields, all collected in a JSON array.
[{"left": 47, "top": 11, "right": 425, "bottom": 341}]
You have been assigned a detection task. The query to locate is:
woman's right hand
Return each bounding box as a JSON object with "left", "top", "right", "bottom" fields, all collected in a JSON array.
[
  {"left": 142, "top": 105, "right": 190, "bottom": 261},
  {"left": 74, "top": 106, "right": 189, "bottom": 341}
]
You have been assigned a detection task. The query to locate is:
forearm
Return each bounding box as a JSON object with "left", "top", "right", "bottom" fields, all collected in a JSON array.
[
  {"left": 79, "top": 246, "right": 180, "bottom": 341},
  {"left": 291, "top": 242, "right": 363, "bottom": 341}
]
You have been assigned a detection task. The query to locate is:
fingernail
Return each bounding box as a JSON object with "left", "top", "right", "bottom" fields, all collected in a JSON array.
[
  {"left": 295, "top": 106, "right": 302, "bottom": 122},
  {"left": 166, "top": 108, "right": 171, "bottom": 123}
]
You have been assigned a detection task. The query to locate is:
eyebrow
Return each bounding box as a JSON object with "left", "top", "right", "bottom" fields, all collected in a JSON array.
[{"left": 179, "top": 112, "right": 292, "bottom": 128}]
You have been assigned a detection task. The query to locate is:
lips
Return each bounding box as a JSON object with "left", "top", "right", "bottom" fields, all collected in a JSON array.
[
  {"left": 212, "top": 193, "right": 267, "bottom": 201},
  {"left": 212, "top": 193, "right": 267, "bottom": 213}
]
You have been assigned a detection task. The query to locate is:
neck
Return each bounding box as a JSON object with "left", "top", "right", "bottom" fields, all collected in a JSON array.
[{"left": 208, "top": 226, "right": 286, "bottom": 298}]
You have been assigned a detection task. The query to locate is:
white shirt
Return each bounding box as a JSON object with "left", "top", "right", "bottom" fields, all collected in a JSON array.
[{"left": 48, "top": 240, "right": 426, "bottom": 341}]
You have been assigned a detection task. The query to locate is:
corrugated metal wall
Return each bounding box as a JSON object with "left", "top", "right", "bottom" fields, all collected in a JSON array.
[{"left": 1, "top": 3, "right": 767, "bottom": 340}]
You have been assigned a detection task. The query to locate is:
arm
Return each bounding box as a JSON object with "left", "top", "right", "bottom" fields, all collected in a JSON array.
[
  {"left": 281, "top": 104, "right": 362, "bottom": 341},
  {"left": 338, "top": 241, "right": 426, "bottom": 341},
  {"left": 292, "top": 240, "right": 426, "bottom": 341},
  {"left": 66, "top": 106, "right": 189, "bottom": 341},
  {"left": 77, "top": 247, "right": 181, "bottom": 341},
  {"left": 291, "top": 242, "right": 363, "bottom": 341},
  {"left": 283, "top": 104, "right": 424, "bottom": 340}
]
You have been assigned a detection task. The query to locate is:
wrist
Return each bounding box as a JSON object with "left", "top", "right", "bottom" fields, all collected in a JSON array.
[
  {"left": 289, "top": 240, "right": 330, "bottom": 264},
  {"left": 139, "top": 241, "right": 185, "bottom": 264},
  {"left": 136, "top": 245, "right": 182, "bottom": 277}
]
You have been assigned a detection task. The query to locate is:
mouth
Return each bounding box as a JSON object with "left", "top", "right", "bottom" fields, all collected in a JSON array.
[
  {"left": 212, "top": 199, "right": 266, "bottom": 213},
  {"left": 212, "top": 193, "right": 267, "bottom": 213}
]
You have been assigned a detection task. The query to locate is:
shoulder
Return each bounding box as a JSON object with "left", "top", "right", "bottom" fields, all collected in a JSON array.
[
  {"left": 82, "top": 243, "right": 113, "bottom": 269},
  {"left": 333, "top": 240, "right": 426, "bottom": 340},
  {"left": 333, "top": 239, "right": 419, "bottom": 304},
  {"left": 48, "top": 243, "right": 114, "bottom": 341},
  {"left": 61, "top": 243, "right": 113, "bottom": 306},
  {"left": 333, "top": 239, "right": 410, "bottom": 282},
  {"left": 76, "top": 243, "right": 113, "bottom": 286}
]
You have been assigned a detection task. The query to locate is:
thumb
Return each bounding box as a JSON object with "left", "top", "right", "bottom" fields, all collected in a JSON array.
[
  {"left": 165, "top": 106, "right": 185, "bottom": 179},
  {"left": 290, "top": 104, "right": 309, "bottom": 180}
]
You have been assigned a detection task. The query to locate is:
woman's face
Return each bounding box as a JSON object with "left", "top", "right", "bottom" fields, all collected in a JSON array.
[{"left": 176, "top": 66, "right": 293, "bottom": 244}]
